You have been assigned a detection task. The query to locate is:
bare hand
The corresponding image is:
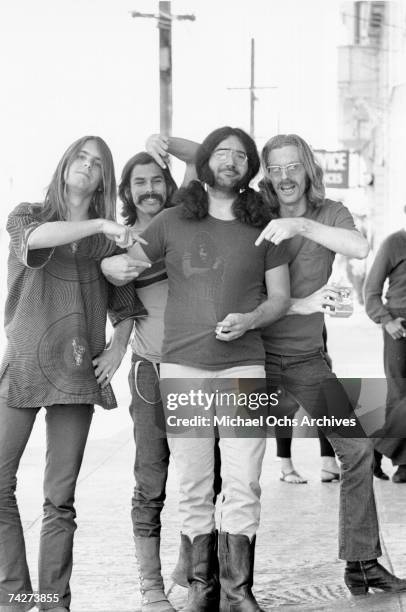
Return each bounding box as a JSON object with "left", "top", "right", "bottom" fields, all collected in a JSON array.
[
  {"left": 384, "top": 317, "right": 406, "bottom": 340},
  {"left": 101, "top": 253, "right": 151, "bottom": 282},
  {"left": 255, "top": 218, "right": 303, "bottom": 246},
  {"left": 101, "top": 220, "right": 131, "bottom": 247},
  {"left": 128, "top": 228, "right": 148, "bottom": 247},
  {"left": 215, "top": 313, "right": 253, "bottom": 342},
  {"left": 101, "top": 220, "right": 148, "bottom": 249},
  {"left": 146, "top": 134, "right": 169, "bottom": 169},
  {"left": 301, "top": 285, "right": 341, "bottom": 315},
  {"left": 93, "top": 344, "right": 126, "bottom": 388}
]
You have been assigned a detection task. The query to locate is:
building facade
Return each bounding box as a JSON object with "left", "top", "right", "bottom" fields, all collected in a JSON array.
[{"left": 338, "top": 1, "right": 406, "bottom": 245}]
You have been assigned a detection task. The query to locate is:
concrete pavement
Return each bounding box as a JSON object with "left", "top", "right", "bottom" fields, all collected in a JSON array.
[
  {"left": 15, "top": 308, "right": 406, "bottom": 611},
  {"left": 19, "top": 432, "right": 406, "bottom": 611}
]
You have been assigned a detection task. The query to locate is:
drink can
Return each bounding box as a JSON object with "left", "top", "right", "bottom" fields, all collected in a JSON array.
[{"left": 329, "top": 285, "right": 353, "bottom": 318}]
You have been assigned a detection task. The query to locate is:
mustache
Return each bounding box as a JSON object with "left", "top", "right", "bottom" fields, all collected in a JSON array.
[
  {"left": 138, "top": 192, "right": 165, "bottom": 205},
  {"left": 219, "top": 164, "right": 238, "bottom": 173},
  {"left": 278, "top": 181, "right": 297, "bottom": 188}
]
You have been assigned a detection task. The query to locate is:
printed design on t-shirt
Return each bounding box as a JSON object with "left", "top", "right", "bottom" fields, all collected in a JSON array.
[{"left": 182, "top": 231, "right": 225, "bottom": 318}]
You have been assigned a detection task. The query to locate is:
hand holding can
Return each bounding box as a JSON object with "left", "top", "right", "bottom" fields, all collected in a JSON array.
[{"left": 328, "top": 285, "right": 354, "bottom": 318}]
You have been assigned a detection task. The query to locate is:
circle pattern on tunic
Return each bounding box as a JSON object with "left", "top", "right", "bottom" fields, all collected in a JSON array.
[
  {"left": 44, "top": 246, "right": 100, "bottom": 283},
  {"left": 38, "top": 313, "right": 97, "bottom": 395}
]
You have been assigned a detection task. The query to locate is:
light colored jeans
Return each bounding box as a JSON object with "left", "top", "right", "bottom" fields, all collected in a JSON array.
[
  {"left": 160, "top": 363, "right": 266, "bottom": 539},
  {"left": 0, "top": 374, "right": 93, "bottom": 611}
]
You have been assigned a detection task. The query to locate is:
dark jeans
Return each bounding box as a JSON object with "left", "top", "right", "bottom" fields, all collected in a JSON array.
[
  {"left": 276, "top": 429, "right": 335, "bottom": 458},
  {"left": 374, "top": 326, "right": 406, "bottom": 465},
  {"left": 276, "top": 328, "right": 336, "bottom": 459},
  {"left": 383, "top": 325, "right": 406, "bottom": 408},
  {"left": 0, "top": 375, "right": 93, "bottom": 611},
  {"left": 266, "top": 350, "right": 381, "bottom": 561},
  {"left": 129, "top": 356, "right": 169, "bottom": 537}
]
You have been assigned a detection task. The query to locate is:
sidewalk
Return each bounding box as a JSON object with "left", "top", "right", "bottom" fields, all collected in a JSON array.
[
  {"left": 17, "top": 308, "right": 406, "bottom": 611},
  {"left": 19, "top": 434, "right": 406, "bottom": 611}
]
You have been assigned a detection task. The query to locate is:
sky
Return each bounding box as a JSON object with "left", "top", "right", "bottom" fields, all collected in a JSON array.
[
  {"left": 0, "top": 0, "right": 343, "bottom": 439},
  {"left": 0, "top": 0, "right": 341, "bottom": 215}
]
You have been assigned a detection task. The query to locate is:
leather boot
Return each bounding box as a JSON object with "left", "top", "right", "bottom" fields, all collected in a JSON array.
[
  {"left": 373, "top": 450, "right": 389, "bottom": 480},
  {"left": 218, "top": 532, "right": 264, "bottom": 612},
  {"left": 345, "top": 559, "right": 406, "bottom": 595},
  {"left": 392, "top": 465, "right": 406, "bottom": 483},
  {"left": 183, "top": 532, "right": 219, "bottom": 612},
  {"left": 170, "top": 533, "right": 192, "bottom": 588},
  {"left": 134, "top": 536, "right": 175, "bottom": 611}
]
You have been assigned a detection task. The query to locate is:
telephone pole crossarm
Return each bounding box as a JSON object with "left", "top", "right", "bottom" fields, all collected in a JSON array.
[
  {"left": 130, "top": 10, "right": 195, "bottom": 23},
  {"left": 130, "top": 2, "right": 195, "bottom": 136}
]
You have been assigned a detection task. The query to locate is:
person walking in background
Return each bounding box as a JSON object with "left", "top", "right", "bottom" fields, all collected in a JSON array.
[
  {"left": 0, "top": 136, "right": 144, "bottom": 612},
  {"left": 257, "top": 133, "right": 406, "bottom": 596},
  {"left": 364, "top": 221, "right": 406, "bottom": 483},
  {"left": 274, "top": 324, "right": 340, "bottom": 484}
]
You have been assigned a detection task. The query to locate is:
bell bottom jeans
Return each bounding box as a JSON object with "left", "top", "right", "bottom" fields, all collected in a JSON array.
[
  {"left": 0, "top": 375, "right": 93, "bottom": 611},
  {"left": 266, "top": 350, "right": 381, "bottom": 562}
]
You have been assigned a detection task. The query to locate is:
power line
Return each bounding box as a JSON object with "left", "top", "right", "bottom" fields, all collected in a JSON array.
[{"left": 227, "top": 39, "right": 278, "bottom": 140}]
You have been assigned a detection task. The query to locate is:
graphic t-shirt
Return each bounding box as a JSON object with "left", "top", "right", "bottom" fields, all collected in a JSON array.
[
  {"left": 141, "top": 207, "right": 289, "bottom": 369},
  {"left": 263, "top": 199, "right": 356, "bottom": 356}
]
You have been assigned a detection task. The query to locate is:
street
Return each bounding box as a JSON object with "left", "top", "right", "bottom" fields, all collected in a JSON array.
[{"left": 16, "top": 307, "right": 406, "bottom": 611}]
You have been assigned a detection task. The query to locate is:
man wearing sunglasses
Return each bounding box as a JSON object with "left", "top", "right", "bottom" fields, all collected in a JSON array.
[
  {"left": 107, "top": 126, "right": 290, "bottom": 612},
  {"left": 257, "top": 133, "right": 406, "bottom": 595}
]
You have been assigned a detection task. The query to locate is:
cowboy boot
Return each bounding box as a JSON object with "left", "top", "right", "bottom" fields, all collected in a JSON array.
[
  {"left": 218, "top": 532, "right": 264, "bottom": 611},
  {"left": 345, "top": 559, "right": 406, "bottom": 595},
  {"left": 170, "top": 532, "right": 192, "bottom": 588},
  {"left": 183, "top": 532, "right": 219, "bottom": 612}
]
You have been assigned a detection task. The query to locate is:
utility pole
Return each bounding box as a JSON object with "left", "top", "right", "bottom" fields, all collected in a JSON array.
[
  {"left": 159, "top": 2, "right": 172, "bottom": 138},
  {"left": 130, "top": 1, "right": 195, "bottom": 136},
  {"left": 250, "top": 38, "right": 255, "bottom": 138},
  {"left": 228, "top": 38, "right": 278, "bottom": 141}
]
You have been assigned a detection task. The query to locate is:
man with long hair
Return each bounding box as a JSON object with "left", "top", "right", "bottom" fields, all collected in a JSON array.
[
  {"left": 257, "top": 133, "right": 406, "bottom": 595},
  {"left": 97, "top": 150, "right": 193, "bottom": 612},
  {"left": 148, "top": 134, "right": 340, "bottom": 487},
  {"left": 107, "top": 127, "right": 290, "bottom": 612},
  {"left": 0, "top": 136, "right": 145, "bottom": 612}
]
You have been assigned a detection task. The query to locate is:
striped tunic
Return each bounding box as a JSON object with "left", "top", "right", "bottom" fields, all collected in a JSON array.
[{"left": 1, "top": 203, "right": 146, "bottom": 409}]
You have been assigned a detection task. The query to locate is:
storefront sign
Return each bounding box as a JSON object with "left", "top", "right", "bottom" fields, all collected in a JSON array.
[{"left": 314, "top": 150, "right": 349, "bottom": 188}]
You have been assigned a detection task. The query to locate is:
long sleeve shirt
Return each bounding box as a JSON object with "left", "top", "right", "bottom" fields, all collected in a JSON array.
[{"left": 364, "top": 230, "right": 406, "bottom": 325}]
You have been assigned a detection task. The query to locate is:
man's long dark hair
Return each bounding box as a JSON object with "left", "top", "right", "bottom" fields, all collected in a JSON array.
[
  {"left": 173, "top": 126, "right": 271, "bottom": 228},
  {"left": 119, "top": 152, "right": 177, "bottom": 226}
]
